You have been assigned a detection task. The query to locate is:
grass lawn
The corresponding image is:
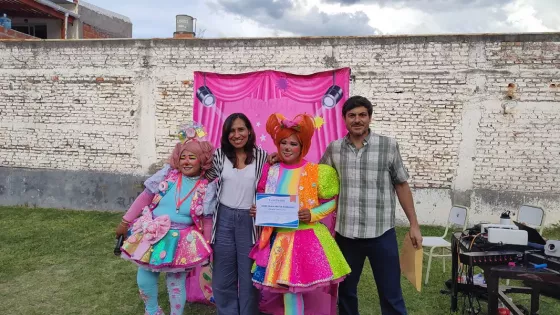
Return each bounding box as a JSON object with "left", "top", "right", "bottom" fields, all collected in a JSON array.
[{"left": 1, "top": 206, "right": 559, "bottom": 315}]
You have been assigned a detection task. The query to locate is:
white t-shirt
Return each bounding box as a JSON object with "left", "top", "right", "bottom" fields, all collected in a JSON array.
[{"left": 220, "top": 157, "right": 256, "bottom": 209}]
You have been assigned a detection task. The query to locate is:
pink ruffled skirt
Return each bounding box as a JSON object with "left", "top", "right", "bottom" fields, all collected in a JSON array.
[{"left": 121, "top": 223, "right": 212, "bottom": 273}]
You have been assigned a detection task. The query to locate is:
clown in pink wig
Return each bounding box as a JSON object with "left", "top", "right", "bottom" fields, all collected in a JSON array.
[{"left": 115, "top": 122, "right": 217, "bottom": 315}]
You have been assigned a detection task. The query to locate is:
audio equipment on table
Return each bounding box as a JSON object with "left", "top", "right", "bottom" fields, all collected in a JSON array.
[
  {"left": 480, "top": 223, "right": 518, "bottom": 233},
  {"left": 488, "top": 228, "right": 528, "bottom": 246},
  {"left": 459, "top": 251, "right": 523, "bottom": 267}
]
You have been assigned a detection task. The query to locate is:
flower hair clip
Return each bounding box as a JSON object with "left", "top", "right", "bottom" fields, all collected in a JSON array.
[
  {"left": 177, "top": 121, "right": 208, "bottom": 143},
  {"left": 280, "top": 119, "right": 301, "bottom": 132}
]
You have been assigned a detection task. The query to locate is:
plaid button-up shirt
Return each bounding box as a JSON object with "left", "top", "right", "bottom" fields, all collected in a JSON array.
[{"left": 320, "top": 131, "right": 409, "bottom": 239}]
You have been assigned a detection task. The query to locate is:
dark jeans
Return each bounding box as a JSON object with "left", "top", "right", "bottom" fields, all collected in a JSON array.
[
  {"left": 336, "top": 228, "right": 407, "bottom": 315},
  {"left": 212, "top": 204, "right": 259, "bottom": 315}
]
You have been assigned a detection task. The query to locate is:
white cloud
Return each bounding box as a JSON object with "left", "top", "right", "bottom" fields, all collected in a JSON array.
[
  {"left": 214, "top": 0, "right": 379, "bottom": 36},
  {"left": 84, "top": 0, "right": 560, "bottom": 38},
  {"left": 83, "top": 0, "right": 284, "bottom": 38},
  {"left": 505, "top": 0, "right": 557, "bottom": 32}
]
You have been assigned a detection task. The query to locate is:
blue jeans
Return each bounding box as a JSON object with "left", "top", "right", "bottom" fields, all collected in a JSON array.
[
  {"left": 212, "top": 204, "right": 259, "bottom": 315},
  {"left": 336, "top": 228, "right": 407, "bottom": 315}
]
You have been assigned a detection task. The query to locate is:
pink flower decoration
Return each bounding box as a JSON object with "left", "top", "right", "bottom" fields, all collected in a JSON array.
[
  {"left": 139, "top": 290, "right": 149, "bottom": 302},
  {"left": 282, "top": 119, "right": 297, "bottom": 128},
  {"left": 132, "top": 212, "right": 171, "bottom": 244},
  {"left": 166, "top": 170, "right": 180, "bottom": 181},
  {"left": 159, "top": 250, "right": 167, "bottom": 259},
  {"left": 185, "top": 127, "right": 196, "bottom": 138},
  {"left": 159, "top": 181, "right": 169, "bottom": 192},
  {"left": 195, "top": 205, "right": 203, "bottom": 216}
]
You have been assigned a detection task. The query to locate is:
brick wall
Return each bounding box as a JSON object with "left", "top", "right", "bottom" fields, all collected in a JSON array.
[
  {"left": 0, "top": 26, "right": 38, "bottom": 40},
  {"left": 1, "top": 34, "right": 559, "bottom": 223},
  {"left": 82, "top": 23, "right": 110, "bottom": 39}
]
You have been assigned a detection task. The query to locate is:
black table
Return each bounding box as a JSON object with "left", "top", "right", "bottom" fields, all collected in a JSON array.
[{"left": 451, "top": 232, "right": 560, "bottom": 314}]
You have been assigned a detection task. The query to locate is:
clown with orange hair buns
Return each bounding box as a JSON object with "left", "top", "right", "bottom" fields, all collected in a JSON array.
[{"left": 249, "top": 113, "right": 351, "bottom": 315}]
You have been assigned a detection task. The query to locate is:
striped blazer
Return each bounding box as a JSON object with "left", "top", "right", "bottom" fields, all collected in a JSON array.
[{"left": 206, "top": 147, "right": 268, "bottom": 244}]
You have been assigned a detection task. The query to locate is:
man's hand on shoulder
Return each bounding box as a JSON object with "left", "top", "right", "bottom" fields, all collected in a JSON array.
[{"left": 267, "top": 152, "right": 279, "bottom": 164}]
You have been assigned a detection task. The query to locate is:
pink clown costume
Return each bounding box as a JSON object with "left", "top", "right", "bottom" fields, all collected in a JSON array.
[
  {"left": 118, "top": 122, "right": 216, "bottom": 315},
  {"left": 121, "top": 169, "right": 213, "bottom": 272}
]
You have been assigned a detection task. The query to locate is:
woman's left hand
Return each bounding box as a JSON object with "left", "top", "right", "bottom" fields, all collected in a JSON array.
[
  {"left": 250, "top": 204, "right": 257, "bottom": 217},
  {"left": 298, "top": 209, "right": 311, "bottom": 223}
]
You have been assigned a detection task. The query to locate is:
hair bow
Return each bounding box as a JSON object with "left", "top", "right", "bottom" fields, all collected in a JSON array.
[{"left": 280, "top": 119, "right": 301, "bottom": 131}]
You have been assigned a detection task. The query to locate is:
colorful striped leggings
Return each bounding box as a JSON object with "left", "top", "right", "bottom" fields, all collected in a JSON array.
[
  {"left": 284, "top": 293, "right": 304, "bottom": 315},
  {"left": 137, "top": 267, "right": 188, "bottom": 315}
]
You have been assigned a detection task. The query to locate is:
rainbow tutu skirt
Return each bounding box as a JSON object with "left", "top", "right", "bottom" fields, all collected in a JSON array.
[{"left": 250, "top": 222, "right": 350, "bottom": 293}]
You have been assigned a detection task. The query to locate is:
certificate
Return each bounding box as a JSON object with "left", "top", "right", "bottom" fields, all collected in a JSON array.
[{"left": 255, "top": 193, "right": 299, "bottom": 229}]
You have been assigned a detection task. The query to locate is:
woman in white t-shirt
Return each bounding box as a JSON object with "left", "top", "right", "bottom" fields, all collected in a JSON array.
[{"left": 205, "top": 113, "right": 268, "bottom": 315}]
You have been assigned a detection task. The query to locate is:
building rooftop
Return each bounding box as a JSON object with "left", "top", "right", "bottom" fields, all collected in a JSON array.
[
  {"left": 49, "top": 0, "right": 131, "bottom": 23},
  {"left": 0, "top": 0, "right": 79, "bottom": 20},
  {"left": 78, "top": 1, "right": 131, "bottom": 23}
]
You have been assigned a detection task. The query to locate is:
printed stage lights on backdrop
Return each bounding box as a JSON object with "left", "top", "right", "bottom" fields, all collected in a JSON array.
[
  {"left": 193, "top": 68, "right": 350, "bottom": 163},
  {"left": 190, "top": 68, "right": 350, "bottom": 314}
]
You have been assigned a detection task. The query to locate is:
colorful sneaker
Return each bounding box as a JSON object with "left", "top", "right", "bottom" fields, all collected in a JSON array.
[{"left": 145, "top": 307, "right": 165, "bottom": 315}]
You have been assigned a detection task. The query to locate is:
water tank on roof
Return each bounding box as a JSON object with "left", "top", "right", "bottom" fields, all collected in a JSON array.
[
  {"left": 0, "top": 14, "right": 12, "bottom": 30},
  {"left": 176, "top": 15, "right": 196, "bottom": 33}
]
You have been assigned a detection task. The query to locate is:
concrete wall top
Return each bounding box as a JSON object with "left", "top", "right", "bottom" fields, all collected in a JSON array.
[{"left": 1, "top": 32, "right": 559, "bottom": 48}]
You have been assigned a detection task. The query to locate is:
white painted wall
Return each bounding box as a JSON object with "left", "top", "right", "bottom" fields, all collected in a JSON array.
[{"left": 1, "top": 34, "right": 559, "bottom": 225}]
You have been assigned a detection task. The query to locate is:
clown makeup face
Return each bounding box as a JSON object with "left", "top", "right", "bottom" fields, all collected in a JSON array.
[
  {"left": 179, "top": 150, "right": 202, "bottom": 177},
  {"left": 279, "top": 134, "right": 302, "bottom": 164},
  {"left": 228, "top": 118, "right": 250, "bottom": 150}
]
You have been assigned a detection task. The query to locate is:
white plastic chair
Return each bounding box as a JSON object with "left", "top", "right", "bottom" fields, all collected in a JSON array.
[
  {"left": 517, "top": 205, "right": 545, "bottom": 234},
  {"left": 505, "top": 205, "right": 546, "bottom": 286},
  {"left": 422, "top": 205, "right": 469, "bottom": 285}
]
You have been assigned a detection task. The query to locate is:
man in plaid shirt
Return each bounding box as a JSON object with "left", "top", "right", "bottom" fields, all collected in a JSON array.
[{"left": 320, "top": 96, "right": 422, "bottom": 315}]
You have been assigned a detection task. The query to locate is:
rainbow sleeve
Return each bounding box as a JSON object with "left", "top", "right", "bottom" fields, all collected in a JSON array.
[{"left": 310, "top": 198, "right": 336, "bottom": 223}]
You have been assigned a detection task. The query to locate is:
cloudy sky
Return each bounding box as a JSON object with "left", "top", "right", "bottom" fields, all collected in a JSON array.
[{"left": 85, "top": 0, "right": 559, "bottom": 38}]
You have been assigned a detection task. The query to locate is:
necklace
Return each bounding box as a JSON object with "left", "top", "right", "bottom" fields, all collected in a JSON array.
[{"left": 175, "top": 175, "right": 200, "bottom": 213}]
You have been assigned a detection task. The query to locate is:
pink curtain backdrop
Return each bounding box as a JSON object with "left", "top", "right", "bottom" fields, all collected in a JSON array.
[
  {"left": 193, "top": 68, "right": 350, "bottom": 163},
  {"left": 192, "top": 68, "right": 349, "bottom": 314}
]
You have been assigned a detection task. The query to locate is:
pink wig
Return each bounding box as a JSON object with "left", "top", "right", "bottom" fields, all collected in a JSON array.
[{"left": 169, "top": 140, "right": 215, "bottom": 175}]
